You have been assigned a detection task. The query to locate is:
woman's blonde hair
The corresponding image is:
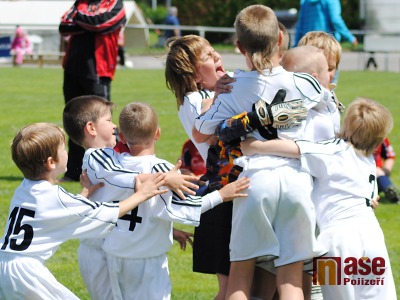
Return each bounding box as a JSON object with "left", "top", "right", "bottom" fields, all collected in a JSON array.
[
  {"left": 298, "top": 31, "right": 342, "bottom": 68},
  {"left": 339, "top": 98, "right": 393, "bottom": 156},
  {"left": 234, "top": 5, "right": 279, "bottom": 74},
  {"left": 165, "top": 35, "right": 211, "bottom": 108},
  {"left": 119, "top": 102, "right": 159, "bottom": 146}
]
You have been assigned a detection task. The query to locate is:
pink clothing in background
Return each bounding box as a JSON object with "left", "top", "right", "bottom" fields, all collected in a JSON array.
[{"left": 11, "top": 27, "right": 32, "bottom": 65}]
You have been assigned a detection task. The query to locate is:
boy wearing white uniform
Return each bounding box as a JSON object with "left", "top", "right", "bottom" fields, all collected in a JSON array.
[
  {"left": 241, "top": 97, "right": 397, "bottom": 300},
  {"left": 62, "top": 96, "right": 199, "bottom": 300},
  {"left": 192, "top": 5, "right": 336, "bottom": 300},
  {"left": 0, "top": 123, "right": 166, "bottom": 299},
  {"left": 102, "top": 102, "right": 250, "bottom": 300}
]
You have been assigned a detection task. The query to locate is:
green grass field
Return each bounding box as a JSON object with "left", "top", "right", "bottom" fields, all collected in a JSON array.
[{"left": 0, "top": 66, "right": 399, "bottom": 299}]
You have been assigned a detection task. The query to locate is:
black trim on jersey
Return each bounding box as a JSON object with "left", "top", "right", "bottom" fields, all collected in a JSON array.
[
  {"left": 152, "top": 162, "right": 183, "bottom": 198},
  {"left": 152, "top": 162, "right": 174, "bottom": 173},
  {"left": 171, "top": 194, "right": 202, "bottom": 207},
  {"left": 158, "top": 193, "right": 201, "bottom": 223},
  {"left": 91, "top": 149, "right": 138, "bottom": 174},
  {"left": 199, "top": 89, "right": 211, "bottom": 99},
  {"left": 294, "top": 72, "right": 321, "bottom": 94},
  {"left": 197, "top": 100, "right": 222, "bottom": 133},
  {"left": 58, "top": 186, "right": 100, "bottom": 209}
]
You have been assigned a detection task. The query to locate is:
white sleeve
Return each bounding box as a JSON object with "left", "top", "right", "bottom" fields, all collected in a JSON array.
[
  {"left": 296, "top": 139, "right": 343, "bottom": 178},
  {"left": 57, "top": 187, "right": 119, "bottom": 238},
  {"left": 150, "top": 160, "right": 222, "bottom": 226},
  {"left": 293, "top": 72, "right": 332, "bottom": 111},
  {"left": 194, "top": 93, "right": 239, "bottom": 135},
  {"left": 152, "top": 189, "right": 222, "bottom": 227},
  {"left": 85, "top": 148, "right": 138, "bottom": 190}
]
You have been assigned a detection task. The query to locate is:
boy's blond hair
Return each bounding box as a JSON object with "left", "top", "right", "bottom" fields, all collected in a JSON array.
[
  {"left": 119, "top": 102, "right": 159, "bottom": 146},
  {"left": 281, "top": 45, "right": 326, "bottom": 76},
  {"left": 12, "top": 123, "right": 65, "bottom": 180},
  {"left": 234, "top": 5, "right": 279, "bottom": 74},
  {"left": 340, "top": 98, "right": 393, "bottom": 156},
  {"left": 298, "top": 31, "right": 342, "bottom": 68},
  {"left": 165, "top": 35, "right": 212, "bottom": 108},
  {"left": 63, "top": 95, "right": 115, "bottom": 146}
]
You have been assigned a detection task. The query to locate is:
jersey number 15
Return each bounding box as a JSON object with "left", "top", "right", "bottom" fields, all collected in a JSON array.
[{"left": 1, "top": 207, "right": 35, "bottom": 251}]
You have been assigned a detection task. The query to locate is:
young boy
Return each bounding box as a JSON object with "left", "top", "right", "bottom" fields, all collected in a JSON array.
[
  {"left": 0, "top": 123, "right": 166, "bottom": 299},
  {"left": 62, "top": 95, "right": 199, "bottom": 300},
  {"left": 102, "top": 102, "right": 250, "bottom": 300},
  {"left": 297, "top": 31, "right": 342, "bottom": 85},
  {"left": 240, "top": 98, "right": 397, "bottom": 300}
]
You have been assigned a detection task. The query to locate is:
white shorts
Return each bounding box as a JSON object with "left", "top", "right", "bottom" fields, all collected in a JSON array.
[
  {"left": 107, "top": 253, "right": 171, "bottom": 300},
  {"left": 0, "top": 253, "right": 79, "bottom": 300},
  {"left": 78, "top": 241, "right": 112, "bottom": 300},
  {"left": 230, "top": 165, "right": 327, "bottom": 266},
  {"left": 317, "top": 213, "right": 397, "bottom": 300}
]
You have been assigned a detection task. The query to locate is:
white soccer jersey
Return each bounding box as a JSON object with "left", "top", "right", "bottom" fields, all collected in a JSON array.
[
  {"left": 296, "top": 139, "right": 397, "bottom": 300},
  {"left": 79, "top": 148, "right": 139, "bottom": 247},
  {"left": 102, "top": 153, "right": 222, "bottom": 259},
  {"left": 296, "top": 139, "right": 378, "bottom": 230},
  {"left": 0, "top": 179, "right": 119, "bottom": 299},
  {"left": 0, "top": 179, "right": 118, "bottom": 259},
  {"left": 83, "top": 147, "right": 139, "bottom": 203},
  {"left": 195, "top": 68, "right": 338, "bottom": 140},
  {"left": 178, "top": 89, "right": 215, "bottom": 161},
  {"left": 79, "top": 147, "right": 139, "bottom": 300}
]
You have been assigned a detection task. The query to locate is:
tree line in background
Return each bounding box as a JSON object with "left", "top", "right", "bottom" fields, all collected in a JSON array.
[{"left": 136, "top": 0, "right": 362, "bottom": 44}]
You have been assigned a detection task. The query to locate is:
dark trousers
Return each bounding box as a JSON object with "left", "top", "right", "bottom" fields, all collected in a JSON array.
[{"left": 62, "top": 72, "right": 111, "bottom": 181}]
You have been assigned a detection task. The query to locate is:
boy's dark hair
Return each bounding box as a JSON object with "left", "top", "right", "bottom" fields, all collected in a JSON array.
[
  {"left": 12, "top": 123, "right": 65, "bottom": 180},
  {"left": 63, "top": 95, "right": 115, "bottom": 146}
]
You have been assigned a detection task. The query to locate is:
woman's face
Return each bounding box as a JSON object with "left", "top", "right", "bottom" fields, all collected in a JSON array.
[{"left": 196, "top": 45, "right": 225, "bottom": 90}]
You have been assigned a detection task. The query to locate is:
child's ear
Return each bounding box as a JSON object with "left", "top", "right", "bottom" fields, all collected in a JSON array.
[
  {"left": 119, "top": 131, "right": 127, "bottom": 143},
  {"left": 236, "top": 41, "right": 246, "bottom": 55},
  {"left": 277, "top": 30, "right": 282, "bottom": 47},
  {"left": 84, "top": 121, "right": 97, "bottom": 137},
  {"left": 45, "top": 156, "right": 56, "bottom": 171},
  {"left": 311, "top": 72, "right": 318, "bottom": 80},
  {"left": 155, "top": 127, "right": 161, "bottom": 141}
]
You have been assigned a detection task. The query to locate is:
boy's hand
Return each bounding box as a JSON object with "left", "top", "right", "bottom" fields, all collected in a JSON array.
[
  {"left": 218, "top": 176, "right": 250, "bottom": 202},
  {"left": 214, "top": 74, "right": 235, "bottom": 98},
  {"left": 165, "top": 160, "right": 199, "bottom": 199},
  {"left": 371, "top": 195, "right": 380, "bottom": 210},
  {"left": 173, "top": 228, "right": 194, "bottom": 251},
  {"left": 135, "top": 173, "right": 168, "bottom": 200},
  {"left": 79, "top": 170, "right": 104, "bottom": 198}
]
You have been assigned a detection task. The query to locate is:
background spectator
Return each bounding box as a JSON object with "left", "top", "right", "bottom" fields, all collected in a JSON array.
[
  {"left": 294, "top": 0, "right": 358, "bottom": 47},
  {"left": 157, "top": 6, "right": 181, "bottom": 47},
  {"left": 58, "top": 0, "right": 126, "bottom": 182},
  {"left": 10, "top": 26, "right": 31, "bottom": 66}
]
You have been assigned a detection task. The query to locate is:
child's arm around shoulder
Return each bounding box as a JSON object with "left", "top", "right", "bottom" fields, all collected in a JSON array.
[
  {"left": 137, "top": 160, "right": 199, "bottom": 199},
  {"left": 200, "top": 176, "right": 250, "bottom": 213},
  {"left": 240, "top": 137, "right": 300, "bottom": 159},
  {"left": 80, "top": 169, "right": 167, "bottom": 218}
]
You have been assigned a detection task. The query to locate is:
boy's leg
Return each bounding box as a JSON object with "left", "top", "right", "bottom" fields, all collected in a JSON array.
[
  {"left": 215, "top": 273, "right": 228, "bottom": 300},
  {"left": 78, "top": 243, "right": 112, "bottom": 300},
  {"left": 251, "top": 265, "right": 277, "bottom": 300},
  {"left": 276, "top": 261, "right": 304, "bottom": 300},
  {"left": 226, "top": 258, "right": 256, "bottom": 300}
]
